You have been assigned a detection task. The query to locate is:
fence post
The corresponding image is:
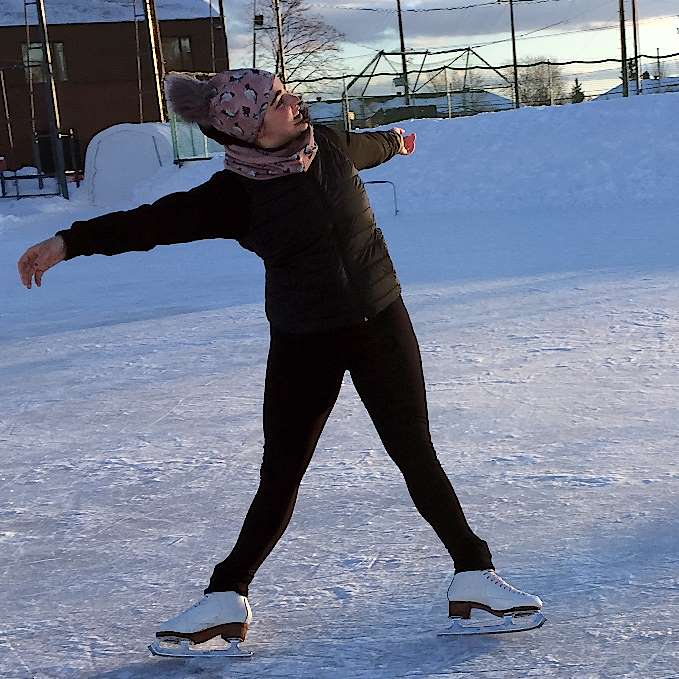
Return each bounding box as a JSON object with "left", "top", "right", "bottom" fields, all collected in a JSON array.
[
  {"left": 445, "top": 68, "right": 452, "bottom": 118},
  {"left": 342, "top": 75, "right": 352, "bottom": 132},
  {"left": 509, "top": 0, "right": 520, "bottom": 108},
  {"left": 618, "top": 0, "right": 629, "bottom": 97}
]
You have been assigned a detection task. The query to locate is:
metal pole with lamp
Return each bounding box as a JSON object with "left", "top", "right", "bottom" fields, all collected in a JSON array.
[{"left": 509, "top": 0, "right": 520, "bottom": 108}]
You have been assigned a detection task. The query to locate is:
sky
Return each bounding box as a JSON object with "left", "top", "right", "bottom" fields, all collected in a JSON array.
[
  {"left": 222, "top": 0, "right": 679, "bottom": 95},
  {"left": 2, "top": 0, "right": 677, "bottom": 96}
]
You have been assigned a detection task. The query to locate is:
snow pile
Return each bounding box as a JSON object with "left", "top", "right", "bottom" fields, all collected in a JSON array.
[{"left": 362, "top": 91, "right": 679, "bottom": 212}]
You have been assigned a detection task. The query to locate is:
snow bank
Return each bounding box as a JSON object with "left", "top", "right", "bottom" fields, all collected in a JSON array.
[
  {"left": 363, "top": 91, "right": 679, "bottom": 212},
  {"left": 63, "top": 91, "right": 679, "bottom": 214}
]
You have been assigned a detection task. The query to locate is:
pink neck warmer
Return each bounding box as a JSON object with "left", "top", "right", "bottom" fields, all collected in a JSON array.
[
  {"left": 207, "top": 69, "right": 318, "bottom": 180},
  {"left": 223, "top": 125, "right": 317, "bottom": 180}
]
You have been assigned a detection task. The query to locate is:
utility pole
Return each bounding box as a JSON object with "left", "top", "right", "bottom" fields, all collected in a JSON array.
[
  {"left": 509, "top": 0, "right": 520, "bottom": 108},
  {"left": 144, "top": 0, "right": 167, "bottom": 121},
  {"left": 217, "top": 0, "right": 230, "bottom": 70},
  {"left": 35, "top": 0, "right": 68, "bottom": 198},
  {"left": 273, "top": 0, "right": 287, "bottom": 83},
  {"left": 396, "top": 0, "right": 410, "bottom": 104},
  {"left": 618, "top": 0, "right": 629, "bottom": 97},
  {"left": 631, "top": 0, "right": 640, "bottom": 94}
]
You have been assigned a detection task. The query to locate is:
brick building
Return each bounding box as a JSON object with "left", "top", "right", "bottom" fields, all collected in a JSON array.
[{"left": 0, "top": 1, "right": 228, "bottom": 171}]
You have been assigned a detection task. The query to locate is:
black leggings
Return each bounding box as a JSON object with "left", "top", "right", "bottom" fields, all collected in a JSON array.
[{"left": 206, "top": 297, "right": 493, "bottom": 596}]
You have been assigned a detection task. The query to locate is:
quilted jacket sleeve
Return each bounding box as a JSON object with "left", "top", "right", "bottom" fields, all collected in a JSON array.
[
  {"left": 55, "top": 170, "right": 248, "bottom": 260},
  {"left": 318, "top": 125, "right": 402, "bottom": 171}
]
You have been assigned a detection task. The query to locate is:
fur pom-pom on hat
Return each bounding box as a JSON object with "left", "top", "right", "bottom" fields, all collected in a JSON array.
[{"left": 164, "top": 72, "right": 216, "bottom": 126}]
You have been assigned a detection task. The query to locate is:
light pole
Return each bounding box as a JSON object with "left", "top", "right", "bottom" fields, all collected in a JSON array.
[
  {"left": 252, "top": 0, "right": 258, "bottom": 68},
  {"left": 273, "top": 0, "right": 287, "bottom": 83},
  {"left": 509, "top": 0, "right": 520, "bottom": 108},
  {"left": 631, "top": 0, "right": 641, "bottom": 94},
  {"left": 217, "top": 0, "right": 230, "bottom": 70},
  {"left": 396, "top": 0, "right": 410, "bottom": 104},
  {"left": 618, "top": 0, "right": 629, "bottom": 97}
]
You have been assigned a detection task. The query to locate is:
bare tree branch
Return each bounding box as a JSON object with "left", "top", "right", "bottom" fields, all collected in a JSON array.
[{"left": 259, "top": 0, "right": 344, "bottom": 88}]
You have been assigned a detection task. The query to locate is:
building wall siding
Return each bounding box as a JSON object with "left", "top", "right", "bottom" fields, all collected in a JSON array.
[{"left": 0, "top": 18, "right": 226, "bottom": 170}]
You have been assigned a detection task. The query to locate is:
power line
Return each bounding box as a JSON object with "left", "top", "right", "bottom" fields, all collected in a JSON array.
[
  {"left": 466, "top": 12, "right": 679, "bottom": 50},
  {"left": 308, "top": 0, "right": 567, "bottom": 12}
]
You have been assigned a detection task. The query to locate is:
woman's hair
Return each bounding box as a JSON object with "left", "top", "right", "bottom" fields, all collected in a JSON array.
[
  {"left": 164, "top": 72, "right": 217, "bottom": 126},
  {"left": 199, "top": 123, "right": 256, "bottom": 148}
]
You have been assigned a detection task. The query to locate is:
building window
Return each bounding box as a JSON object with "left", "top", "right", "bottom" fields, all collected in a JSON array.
[
  {"left": 162, "top": 36, "right": 194, "bottom": 72},
  {"left": 22, "top": 42, "right": 68, "bottom": 83}
]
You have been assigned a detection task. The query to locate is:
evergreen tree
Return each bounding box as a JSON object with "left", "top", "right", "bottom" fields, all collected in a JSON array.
[{"left": 571, "top": 78, "right": 585, "bottom": 104}]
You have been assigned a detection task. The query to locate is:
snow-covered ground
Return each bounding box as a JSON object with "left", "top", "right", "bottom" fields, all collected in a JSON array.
[{"left": 1, "top": 94, "right": 678, "bottom": 678}]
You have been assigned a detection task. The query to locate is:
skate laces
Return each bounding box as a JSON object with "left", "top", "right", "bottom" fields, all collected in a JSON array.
[
  {"left": 484, "top": 570, "right": 525, "bottom": 594},
  {"left": 187, "top": 594, "right": 213, "bottom": 610}
]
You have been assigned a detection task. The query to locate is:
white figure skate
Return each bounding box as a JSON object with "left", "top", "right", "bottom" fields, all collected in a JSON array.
[
  {"left": 149, "top": 591, "right": 253, "bottom": 658},
  {"left": 439, "top": 569, "right": 545, "bottom": 636}
]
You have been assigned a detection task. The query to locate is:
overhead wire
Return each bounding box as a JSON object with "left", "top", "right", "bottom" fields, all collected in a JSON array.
[{"left": 307, "top": 0, "right": 569, "bottom": 12}]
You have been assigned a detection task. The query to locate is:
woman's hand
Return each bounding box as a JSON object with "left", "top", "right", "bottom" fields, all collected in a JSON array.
[
  {"left": 392, "top": 127, "right": 416, "bottom": 155},
  {"left": 17, "top": 235, "right": 66, "bottom": 289}
]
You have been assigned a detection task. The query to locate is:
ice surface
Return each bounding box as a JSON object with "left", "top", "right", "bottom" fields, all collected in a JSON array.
[{"left": 1, "top": 93, "right": 678, "bottom": 677}]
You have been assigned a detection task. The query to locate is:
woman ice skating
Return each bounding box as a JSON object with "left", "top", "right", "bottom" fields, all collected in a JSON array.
[{"left": 17, "top": 68, "right": 544, "bottom": 656}]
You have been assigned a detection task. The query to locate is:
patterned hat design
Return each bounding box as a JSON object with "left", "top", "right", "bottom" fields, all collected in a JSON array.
[{"left": 208, "top": 69, "right": 276, "bottom": 144}]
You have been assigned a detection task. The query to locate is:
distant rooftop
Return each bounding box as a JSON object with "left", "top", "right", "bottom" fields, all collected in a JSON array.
[
  {"left": 309, "top": 90, "right": 514, "bottom": 122},
  {"left": 1, "top": 0, "right": 219, "bottom": 27},
  {"left": 596, "top": 76, "right": 679, "bottom": 100}
]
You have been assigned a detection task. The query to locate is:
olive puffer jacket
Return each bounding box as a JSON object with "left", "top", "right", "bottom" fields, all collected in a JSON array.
[{"left": 56, "top": 125, "right": 403, "bottom": 333}]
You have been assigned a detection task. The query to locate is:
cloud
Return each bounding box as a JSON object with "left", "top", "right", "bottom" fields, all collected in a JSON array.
[
  {"left": 305, "top": 0, "right": 675, "bottom": 43},
  {"left": 225, "top": 0, "right": 676, "bottom": 69}
]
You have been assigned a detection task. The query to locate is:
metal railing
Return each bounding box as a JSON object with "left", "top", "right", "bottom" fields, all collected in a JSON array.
[{"left": 1, "top": 161, "right": 82, "bottom": 200}]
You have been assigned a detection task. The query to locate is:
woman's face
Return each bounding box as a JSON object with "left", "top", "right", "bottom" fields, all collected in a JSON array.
[{"left": 256, "top": 76, "right": 309, "bottom": 149}]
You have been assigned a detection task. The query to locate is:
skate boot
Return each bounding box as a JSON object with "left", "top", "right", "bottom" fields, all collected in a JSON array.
[
  {"left": 440, "top": 569, "right": 545, "bottom": 636},
  {"left": 149, "top": 591, "right": 253, "bottom": 658}
]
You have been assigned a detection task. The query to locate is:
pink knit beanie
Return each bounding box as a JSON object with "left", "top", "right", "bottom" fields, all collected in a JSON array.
[{"left": 165, "top": 68, "right": 276, "bottom": 144}]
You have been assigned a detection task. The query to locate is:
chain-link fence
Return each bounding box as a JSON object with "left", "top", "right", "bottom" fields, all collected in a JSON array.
[
  {"left": 299, "top": 50, "right": 679, "bottom": 131},
  {"left": 166, "top": 51, "right": 679, "bottom": 163}
]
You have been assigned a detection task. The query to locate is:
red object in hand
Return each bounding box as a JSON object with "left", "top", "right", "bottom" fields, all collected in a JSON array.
[
  {"left": 392, "top": 127, "right": 416, "bottom": 155},
  {"left": 403, "top": 133, "right": 416, "bottom": 155}
]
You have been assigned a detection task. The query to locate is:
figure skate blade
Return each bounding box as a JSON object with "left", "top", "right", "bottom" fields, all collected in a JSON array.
[
  {"left": 149, "top": 636, "right": 253, "bottom": 658},
  {"left": 439, "top": 610, "right": 545, "bottom": 636}
]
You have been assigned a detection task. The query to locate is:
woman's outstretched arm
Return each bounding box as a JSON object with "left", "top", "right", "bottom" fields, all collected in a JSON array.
[{"left": 18, "top": 169, "right": 249, "bottom": 289}]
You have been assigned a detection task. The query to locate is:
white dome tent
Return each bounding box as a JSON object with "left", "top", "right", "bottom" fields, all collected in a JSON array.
[{"left": 82, "top": 122, "right": 174, "bottom": 207}]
